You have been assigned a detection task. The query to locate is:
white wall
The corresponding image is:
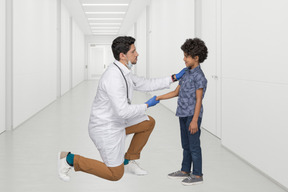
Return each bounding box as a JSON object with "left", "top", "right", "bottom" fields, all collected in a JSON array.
[
  {"left": 134, "top": 8, "right": 147, "bottom": 78},
  {"left": 72, "top": 20, "right": 85, "bottom": 87},
  {"left": 148, "top": 0, "right": 195, "bottom": 112},
  {"left": 220, "top": 0, "right": 288, "bottom": 189},
  {"left": 13, "top": 0, "right": 57, "bottom": 128},
  {"left": 198, "top": 0, "right": 222, "bottom": 138},
  {"left": 61, "top": 2, "right": 71, "bottom": 95},
  {"left": 10, "top": 0, "right": 86, "bottom": 129},
  {"left": 0, "top": 0, "right": 5, "bottom": 133}
]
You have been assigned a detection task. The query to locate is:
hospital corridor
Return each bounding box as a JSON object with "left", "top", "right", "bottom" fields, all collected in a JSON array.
[{"left": 1, "top": 0, "right": 288, "bottom": 192}]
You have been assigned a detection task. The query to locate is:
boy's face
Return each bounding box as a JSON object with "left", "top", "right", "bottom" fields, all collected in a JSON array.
[{"left": 183, "top": 52, "right": 198, "bottom": 68}]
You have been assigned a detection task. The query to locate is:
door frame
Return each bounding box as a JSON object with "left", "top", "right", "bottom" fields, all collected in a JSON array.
[{"left": 87, "top": 43, "right": 109, "bottom": 80}]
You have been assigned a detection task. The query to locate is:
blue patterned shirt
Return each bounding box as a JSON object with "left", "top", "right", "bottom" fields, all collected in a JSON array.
[{"left": 176, "top": 65, "right": 207, "bottom": 117}]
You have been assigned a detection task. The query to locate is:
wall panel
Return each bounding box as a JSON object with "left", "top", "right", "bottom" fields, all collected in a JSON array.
[
  {"left": 148, "top": 0, "right": 195, "bottom": 112},
  {"left": 13, "top": 0, "right": 57, "bottom": 128},
  {"left": 221, "top": 0, "right": 288, "bottom": 188},
  {"left": 61, "top": 2, "right": 71, "bottom": 95},
  {"left": 0, "top": 0, "right": 6, "bottom": 133},
  {"left": 72, "top": 20, "right": 85, "bottom": 87}
]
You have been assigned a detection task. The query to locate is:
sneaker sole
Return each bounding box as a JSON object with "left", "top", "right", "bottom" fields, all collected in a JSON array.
[
  {"left": 167, "top": 175, "right": 189, "bottom": 179},
  {"left": 182, "top": 181, "right": 203, "bottom": 186}
]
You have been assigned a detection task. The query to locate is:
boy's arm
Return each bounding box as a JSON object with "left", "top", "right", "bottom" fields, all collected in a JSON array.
[
  {"left": 189, "top": 88, "right": 203, "bottom": 134},
  {"left": 156, "top": 85, "right": 180, "bottom": 100}
]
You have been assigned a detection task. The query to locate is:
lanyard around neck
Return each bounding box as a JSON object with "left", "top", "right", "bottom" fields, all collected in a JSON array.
[{"left": 113, "top": 63, "right": 131, "bottom": 104}]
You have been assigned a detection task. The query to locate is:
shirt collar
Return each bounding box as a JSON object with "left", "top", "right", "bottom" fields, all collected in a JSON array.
[
  {"left": 189, "top": 65, "right": 201, "bottom": 74},
  {"left": 113, "top": 60, "right": 131, "bottom": 75}
]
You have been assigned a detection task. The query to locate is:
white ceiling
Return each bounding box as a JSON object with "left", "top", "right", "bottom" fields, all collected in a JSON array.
[{"left": 62, "top": 0, "right": 150, "bottom": 36}]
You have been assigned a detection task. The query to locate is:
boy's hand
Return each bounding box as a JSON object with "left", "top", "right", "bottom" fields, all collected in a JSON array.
[
  {"left": 189, "top": 121, "right": 198, "bottom": 134},
  {"left": 145, "top": 95, "right": 160, "bottom": 108}
]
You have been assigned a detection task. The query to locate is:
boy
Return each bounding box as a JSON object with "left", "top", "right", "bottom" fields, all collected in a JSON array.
[{"left": 156, "top": 38, "right": 208, "bottom": 185}]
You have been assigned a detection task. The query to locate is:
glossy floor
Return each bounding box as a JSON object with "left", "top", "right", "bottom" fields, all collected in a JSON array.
[{"left": 0, "top": 81, "right": 286, "bottom": 192}]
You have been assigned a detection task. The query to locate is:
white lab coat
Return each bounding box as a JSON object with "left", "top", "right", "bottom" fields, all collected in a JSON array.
[{"left": 88, "top": 60, "right": 173, "bottom": 167}]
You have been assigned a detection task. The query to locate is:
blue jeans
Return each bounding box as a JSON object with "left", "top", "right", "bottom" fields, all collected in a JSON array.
[{"left": 179, "top": 116, "right": 203, "bottom": 176}]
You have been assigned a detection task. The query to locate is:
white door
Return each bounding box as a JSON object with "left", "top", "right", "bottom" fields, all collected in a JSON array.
[
  {"left": 197, "top": 0, "right": 222, "bottom": 138},
  {"left": 88, "top": 45, "right": 105, "bottom": 80}
]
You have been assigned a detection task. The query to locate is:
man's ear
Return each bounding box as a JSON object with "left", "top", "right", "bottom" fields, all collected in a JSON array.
[
  {"left": 119, "top": 53, "right": 126, "bottom": 61},
  {"left": 194, "top": 56, "right": 199, "bottom": 62}
]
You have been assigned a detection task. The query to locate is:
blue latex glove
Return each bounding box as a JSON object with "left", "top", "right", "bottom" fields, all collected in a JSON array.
[
  {"left": 175, "top": 67, "right": 187, "bottom": 80},
  {"left": 145, "top": 96, "right": 160, "bottom": 108}
]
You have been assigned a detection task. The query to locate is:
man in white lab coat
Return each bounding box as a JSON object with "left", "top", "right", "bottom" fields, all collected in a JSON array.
[{"left": 57, "top": 36, "right": 186, "bottom": 182}]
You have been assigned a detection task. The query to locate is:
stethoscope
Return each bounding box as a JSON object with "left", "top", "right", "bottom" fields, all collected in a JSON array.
[{"left": 113, "top": 63, "right": 131, "bottom": 105}]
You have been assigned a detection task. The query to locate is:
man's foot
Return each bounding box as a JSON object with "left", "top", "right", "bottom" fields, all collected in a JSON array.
[
  {"left": 57, "top": 152, "right": 72, "bottom": 182},
  {"left": 167, "top": 170, "right": 190, "bottom": 179},
  {"left": 181, "top": 175, "right": 203, "bottom": 185},
  {"left": 124, "top": 160, "right": 148, "bottom": 175}
]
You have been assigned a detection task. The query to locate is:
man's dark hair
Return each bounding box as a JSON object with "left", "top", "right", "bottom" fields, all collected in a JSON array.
[
  {"left": 111, "top": 36, "right": 135, "bottom": 60},
  {"left": 181, "top": 38, "right": 208, "bottom": 63}
]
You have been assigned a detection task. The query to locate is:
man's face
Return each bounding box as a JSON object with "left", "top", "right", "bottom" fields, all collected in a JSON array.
[{"left": 126, "top": 44, "right": 139, "bottom": 64}]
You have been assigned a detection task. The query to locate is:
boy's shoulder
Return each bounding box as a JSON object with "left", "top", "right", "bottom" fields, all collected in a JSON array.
[{"left": 192, "top": 67, "right": 206, "bottom": 81}]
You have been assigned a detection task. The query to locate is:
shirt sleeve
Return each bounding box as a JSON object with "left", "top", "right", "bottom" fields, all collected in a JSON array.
[
  {"left": 130, "top": 74, "right": 172, "bottom": 92},
  {"left": 179, "top": 78, "right": 183, "bottom": 86},
  {"left": 195, "top": 74, "right": 207, "bottom": 90}
]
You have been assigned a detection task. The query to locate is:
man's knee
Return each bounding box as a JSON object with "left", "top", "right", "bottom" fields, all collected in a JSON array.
[
  {"left": 109, "top": 164, "right": 124, "bottom": 181},
  {"left": 111, "top": 171, "right": 124, "bottom": 181},
  {"left": 148, "top": 116, "right": 156, "bottom": 130}
]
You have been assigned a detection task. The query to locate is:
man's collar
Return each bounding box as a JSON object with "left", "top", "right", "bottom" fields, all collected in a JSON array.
[{"left": 113, "top": 60, "right": 130, "bottom": 75}]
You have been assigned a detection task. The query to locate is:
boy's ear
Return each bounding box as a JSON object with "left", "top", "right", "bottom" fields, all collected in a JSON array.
[{"left": 194, "top": 56, "right": 199, "bottom": 62}]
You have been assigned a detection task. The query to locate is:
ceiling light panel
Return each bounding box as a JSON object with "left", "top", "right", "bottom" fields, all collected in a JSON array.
[
  {"left": 88, "top": 18, "right": 123, "bottom": 21},
  {"left": 91, "top": 26, "right": 120, "bottom": 29},
  {"left": 80, "top": 0, "right": 130, "bottom": 35},
  {"left": 89, "top": 23, "right": 121, "bottom": 25},
  {"left": 81, "top": 0, "right": 130, "bottom": 4},
  {"left": 85, "top": 12, "right": 126, "bottom": 14},
  {"left": 83, "top": 6, "right": 128, "bottom": 12},
  {"left": 87, "top": 14, "right": 125, "bottom": 19}
]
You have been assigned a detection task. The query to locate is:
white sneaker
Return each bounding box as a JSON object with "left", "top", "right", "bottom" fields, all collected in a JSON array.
[
  {"left": 57, "top": 152, "right": 72, "bottom": 182},
  {"left": 124, "top": 160, "right": 148, "bottom": 175}
]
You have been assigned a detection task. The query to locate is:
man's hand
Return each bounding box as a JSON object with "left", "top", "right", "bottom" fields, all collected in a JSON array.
[
  {"left": 145, "top": 96, "right": 160, "bottom": 108},
  {"left": 175, "top": 68, "right": 187, "bottom": 80},
  {"left": 189, "top": 121, "right": 198, "bottom": 134}
]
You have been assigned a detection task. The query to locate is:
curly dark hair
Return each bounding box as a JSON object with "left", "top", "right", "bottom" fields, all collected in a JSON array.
[
  {"left": 111, "top": 36, "right": 135, "bottom": 61},
  {"left": 181, "top": 38, "right": 208, "bottom": 63}
]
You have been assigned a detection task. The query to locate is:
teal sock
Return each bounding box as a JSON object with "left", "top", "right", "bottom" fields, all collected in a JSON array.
[
  {"left": 66, "top": 152, "right": 74, "bottom": 166},
  {"left": 124, "top": 159, "right": 130, "bottom": 165}
]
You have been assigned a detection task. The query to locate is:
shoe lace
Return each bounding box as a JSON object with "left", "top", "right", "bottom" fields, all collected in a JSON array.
[
  {"left": 172, "top": 170, "right": 182, "bottom": 175},
  {"left": 63, "top": 166, "right": 71, "bottom": 175},
  {"left": 187, "top": 175, "right": 195, "bottom": 181},
  {"left": 130, "top": 160, "right": 144, "bottom": 170}
]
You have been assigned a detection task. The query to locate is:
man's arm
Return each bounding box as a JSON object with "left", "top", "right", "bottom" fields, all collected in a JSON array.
[
  {"left": 131, "top": 68, "right": 187, "bottom": 92},
  {"left": 189, "top": 88, "right": 203, "bottom": 134},
  {"left": 131, "top": 74, "right": 172, "bottom": 92}
]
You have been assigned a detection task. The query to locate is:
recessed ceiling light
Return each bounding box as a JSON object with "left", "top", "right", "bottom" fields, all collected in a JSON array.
[
  {"left": 89, "top": 23, "right": 121, "bottom": 25},
  {"left": 85, "top": 12, "right": 126, "bottom": 14},
  {"left": 91, "top": 27, "right": 120, "bottom": 29},
  {"left": 93, "top": 33, "right": 118, "bottom": 36},
  {"left": 83, "top": 4, "right": 129, "bottom": 6},
  {"left": 88, "top": 18, "right": 123, "bottom": 21},
  {"left": 92, "top": 30, "right": 119, "bottom": 33}
]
